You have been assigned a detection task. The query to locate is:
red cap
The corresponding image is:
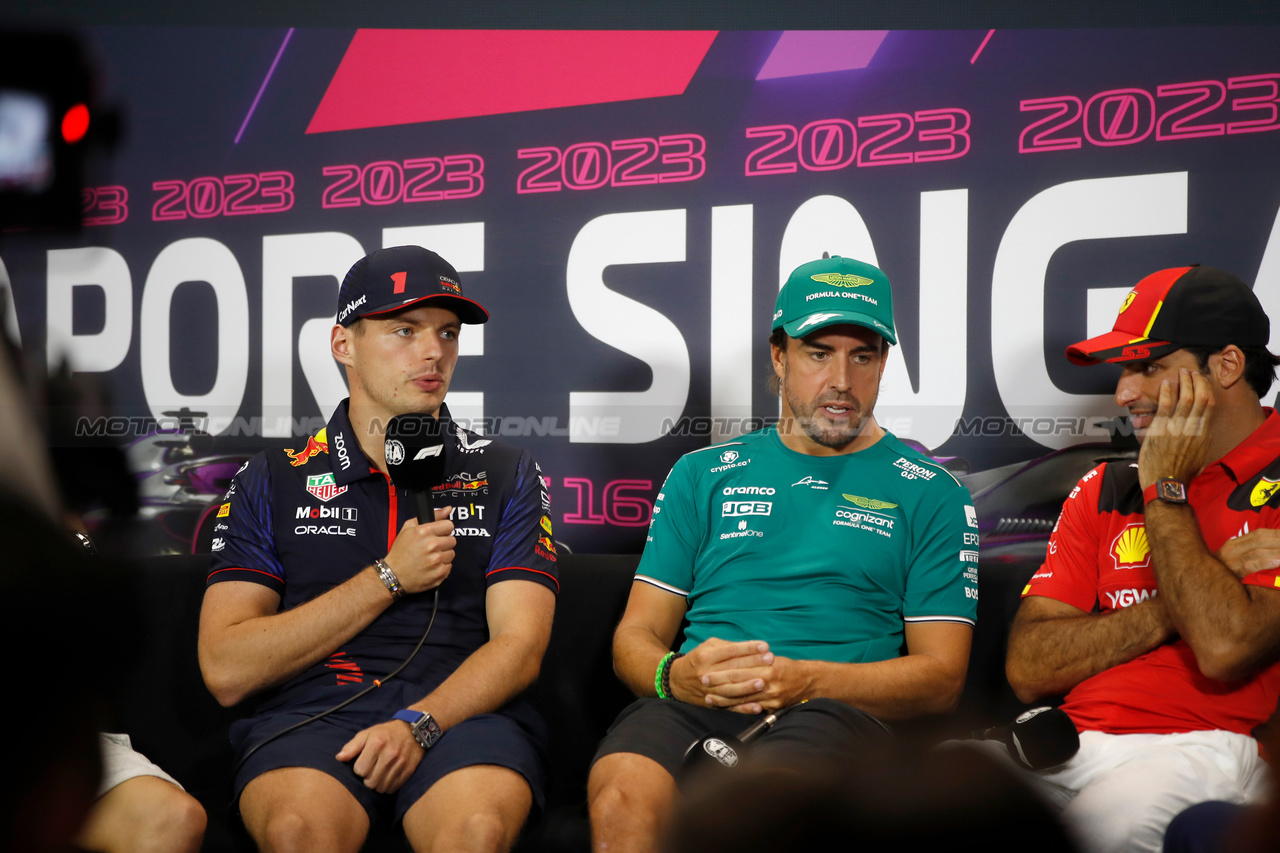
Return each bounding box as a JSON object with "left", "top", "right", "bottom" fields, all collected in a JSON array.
[{"left": 1066, "top": 265, "right": 1267, "bottom": 366}]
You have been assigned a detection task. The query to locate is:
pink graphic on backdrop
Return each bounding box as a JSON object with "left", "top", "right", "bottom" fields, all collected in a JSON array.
[
  {"left": 970, "top": 30, "right": 995, "bottom": 64},
  {"left": 756, "top": 31, "right": 888, "bottom": 80},
  {"left": 307, "top": 30, "right": 718, "bottom": 133}
]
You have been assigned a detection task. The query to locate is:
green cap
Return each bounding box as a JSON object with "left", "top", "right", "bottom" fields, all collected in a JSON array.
[{"left": 772, "top": 256, "right": 897, "bottom": 344}]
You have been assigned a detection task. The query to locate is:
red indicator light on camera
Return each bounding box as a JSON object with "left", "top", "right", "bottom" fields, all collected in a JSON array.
[{"left": 61, "top": 103, "right": 90, "bottom": 143}]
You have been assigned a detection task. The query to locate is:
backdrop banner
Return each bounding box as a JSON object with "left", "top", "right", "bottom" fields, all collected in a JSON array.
[{"left": 3, "top": 26, "right": 1278, "bottom": 551}]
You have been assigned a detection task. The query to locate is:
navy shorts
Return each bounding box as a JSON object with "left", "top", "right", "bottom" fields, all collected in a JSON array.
[
  {"left": 231, "top": 684, "right": 548, "bottom": 824},
  {"left": 592, "top": 697, "right": 893, "bottom": 781}
]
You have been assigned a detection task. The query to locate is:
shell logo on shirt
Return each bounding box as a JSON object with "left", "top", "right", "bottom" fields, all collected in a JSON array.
[
  {"left": 1111, "top": 523, "right": 1151, "bottom": 570},
  {"left": 1250, "top": 477, "right": 1280, "bottom": 507}
]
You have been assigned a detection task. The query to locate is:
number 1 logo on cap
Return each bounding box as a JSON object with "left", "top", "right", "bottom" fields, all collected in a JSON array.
[{"left": 391, "top": 271, "right": 407, "bottom": 293}]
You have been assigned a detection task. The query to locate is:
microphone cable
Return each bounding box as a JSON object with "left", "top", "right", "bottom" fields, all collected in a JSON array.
[{"left": 232, "top": 588, "right": 438, "bottom": 776}]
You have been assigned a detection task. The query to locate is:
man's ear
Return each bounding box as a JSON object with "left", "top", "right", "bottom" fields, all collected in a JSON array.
[
  {"left": 331, "top": 324, "right": 354, "bottom": 367},
  {"left": 1213, "top": 345, "right": 1246, "bottom": 390}
]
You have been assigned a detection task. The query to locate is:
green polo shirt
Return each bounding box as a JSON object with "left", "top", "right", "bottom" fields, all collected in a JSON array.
[{"left": 637, "top": 426, "right": 977, "bottom": 663}]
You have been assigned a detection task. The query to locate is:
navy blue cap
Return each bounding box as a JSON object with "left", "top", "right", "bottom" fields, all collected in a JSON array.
[{"left": 337, "top": 245, "right": 488, "bottom": 326}]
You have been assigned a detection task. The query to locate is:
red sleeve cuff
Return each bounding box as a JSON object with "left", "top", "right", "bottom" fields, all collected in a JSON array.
[{"left": 483, "top": 565, "right": 559, "bottom": 594}]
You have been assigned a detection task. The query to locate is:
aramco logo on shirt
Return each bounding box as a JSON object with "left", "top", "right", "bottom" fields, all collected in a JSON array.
[{"left": 1110, "top": 523, "right": 1151, "bottom": 570}]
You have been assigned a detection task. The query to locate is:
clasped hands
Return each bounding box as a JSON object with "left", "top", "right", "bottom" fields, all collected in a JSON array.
[
  {"left": 1138, "top": 368, "right": 1214, "bottom": 490},
  {"left": 669, "top": 637, "right": 811, "bottom": 715}
]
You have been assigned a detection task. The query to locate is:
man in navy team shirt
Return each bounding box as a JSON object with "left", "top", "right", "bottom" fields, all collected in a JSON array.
[{"left": 199, "top": 246, "right": 558, "bottom": 853}]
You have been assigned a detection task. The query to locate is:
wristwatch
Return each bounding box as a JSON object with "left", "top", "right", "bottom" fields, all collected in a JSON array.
[
  {"left": 393, "top": 709, "right": 442, "bottom": 750},
  {"left": 1142, "top": 478, "right": 1189, "bottom": 506}
]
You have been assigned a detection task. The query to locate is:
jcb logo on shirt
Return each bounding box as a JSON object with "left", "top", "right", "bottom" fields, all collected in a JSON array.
[
  {"left": 722, "top": 501, "right": 772, "bottom": 517},
  {"left": 1110, "top": 523, "right": 1151, "bottom": 570}
]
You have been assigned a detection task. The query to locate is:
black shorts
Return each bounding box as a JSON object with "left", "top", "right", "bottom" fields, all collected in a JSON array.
[
  {"left": 592, "top": 697, "right": 893, "bottom": 781},
  {"left": 231, "top": 684, "right": 548, "bottom": 824}
]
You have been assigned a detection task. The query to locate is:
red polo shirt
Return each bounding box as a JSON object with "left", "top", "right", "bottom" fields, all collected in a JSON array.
[{"left": 1025, "top": 410, "right": 1280, "bottom": 736}]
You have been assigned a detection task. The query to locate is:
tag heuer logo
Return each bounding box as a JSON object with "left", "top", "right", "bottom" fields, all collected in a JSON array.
[
  {"left": 306, "top": 473, "right": 349, "bottom": 502},
  {"left": 810, "top": 272, "right": 873, "bottom": 288}
]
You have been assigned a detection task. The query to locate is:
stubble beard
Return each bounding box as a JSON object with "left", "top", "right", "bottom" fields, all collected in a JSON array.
[{"left": 783, "top": 365, "right": 873, "bottom": 449}]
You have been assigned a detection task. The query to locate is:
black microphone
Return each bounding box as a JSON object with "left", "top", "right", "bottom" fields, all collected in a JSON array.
[
  {"left": 384, "top": 413, "right": 446, "bottom": 522},
  {"left": 975, "top": 706, "right": 1080, "bottom": 770},
  {"left": 680, "top": 710, "right": 783, "bottom": 778}
]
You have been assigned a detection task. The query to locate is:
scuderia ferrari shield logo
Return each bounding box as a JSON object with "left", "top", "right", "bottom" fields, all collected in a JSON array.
[
  {"left": 1251, "top": 477, "right": 1280, "bottom": 507},
  {"left": 306, "top": 473, "right": 348, "bottom": 502}
]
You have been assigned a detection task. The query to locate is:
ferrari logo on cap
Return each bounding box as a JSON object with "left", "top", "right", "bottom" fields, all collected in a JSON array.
[
  {"left": 1119, "top": 291, "right": 1137, "bottom": 314},
  {"left": 810, "top": 273, "right": 873, "bottom": 288},
  {"left": 1251, "top": 478, "right": 1280, "bottom": 507}
]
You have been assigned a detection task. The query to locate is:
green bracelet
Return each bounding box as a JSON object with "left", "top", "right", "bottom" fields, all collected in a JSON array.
[{"left": 654, "top": 651, "right": 677, "bottom": 699}]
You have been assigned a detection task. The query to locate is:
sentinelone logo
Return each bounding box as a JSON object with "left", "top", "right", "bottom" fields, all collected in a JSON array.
[{"left": 720, "top": 519, "right": 764, "bottom": 539}]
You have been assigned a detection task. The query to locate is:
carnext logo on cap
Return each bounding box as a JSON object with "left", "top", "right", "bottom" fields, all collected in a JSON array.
[{"left": 338, "top": 294, "right": 367, "bottom": 321}]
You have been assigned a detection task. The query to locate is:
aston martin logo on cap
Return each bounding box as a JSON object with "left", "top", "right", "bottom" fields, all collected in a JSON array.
[{"left": 810, "top": 272, "right": 874, "bottom": 288}]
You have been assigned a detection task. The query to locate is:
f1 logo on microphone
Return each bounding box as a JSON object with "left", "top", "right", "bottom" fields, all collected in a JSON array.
[{"left": 414, "top": 446, "right": 444, "bottom": 460}]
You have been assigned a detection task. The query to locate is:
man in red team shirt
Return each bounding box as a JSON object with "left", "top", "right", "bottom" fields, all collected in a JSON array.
[{"left": 1005, "top": 265, "right": 1280, "bottom": 853}]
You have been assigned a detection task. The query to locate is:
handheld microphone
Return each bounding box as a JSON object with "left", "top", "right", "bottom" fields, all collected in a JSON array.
[
  {"left": 385, "top": 413, "right": 446, "bottom": 522},
  {"left": 975, "top": 706, "right": 1080, "bottom": 771},
  {"left": 680, "top": 710, "right": 783, "bottom": 778}
]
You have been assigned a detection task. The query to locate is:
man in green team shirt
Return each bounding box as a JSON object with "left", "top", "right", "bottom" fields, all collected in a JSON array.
[{"left": 587, "top": 256, "right": 979, "bottom": 853}]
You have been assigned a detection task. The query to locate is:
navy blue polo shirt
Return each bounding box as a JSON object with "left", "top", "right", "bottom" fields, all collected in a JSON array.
[{"left": 207, "top": 401, "right": 558, "bottom": 714}]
